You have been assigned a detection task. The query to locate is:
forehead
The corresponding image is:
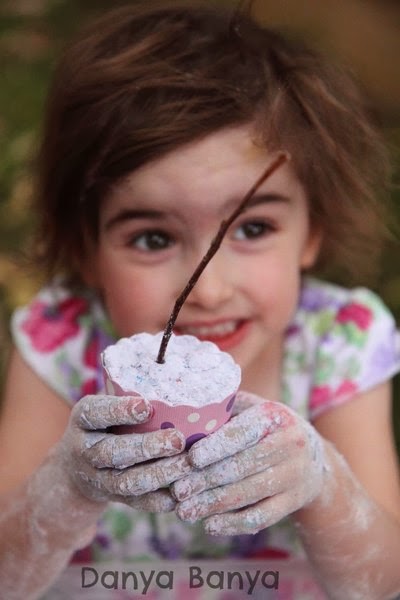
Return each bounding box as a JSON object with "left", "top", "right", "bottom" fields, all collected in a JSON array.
[
  {"left": 155, "top": 125, "right": 266, "bottom": 172},
  {"left": 105, "top": 125, "right": 304, "bottom": 210}
]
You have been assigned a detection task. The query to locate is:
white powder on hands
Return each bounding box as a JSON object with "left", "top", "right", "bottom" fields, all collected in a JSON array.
[{"left": 102, "top": 332, "right": 241, "bottom": 407}]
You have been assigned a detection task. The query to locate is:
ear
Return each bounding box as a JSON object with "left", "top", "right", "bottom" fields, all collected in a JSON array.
[{"left": 300, "top": 226, "right": 323, "bottom": 269}]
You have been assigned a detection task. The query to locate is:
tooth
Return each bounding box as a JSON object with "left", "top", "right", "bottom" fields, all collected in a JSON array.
[{"left": 180, "top": 321, "right": 238, "bottom": 337}]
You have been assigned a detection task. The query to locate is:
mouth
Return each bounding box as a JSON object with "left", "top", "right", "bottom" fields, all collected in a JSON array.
[{"left": 174, "top": 319, "right": 250, "bottom": 351}]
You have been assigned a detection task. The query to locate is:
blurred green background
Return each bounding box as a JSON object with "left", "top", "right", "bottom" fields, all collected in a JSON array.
[{"left": 0, "top": 0, "right": 399, "bottom": 449}]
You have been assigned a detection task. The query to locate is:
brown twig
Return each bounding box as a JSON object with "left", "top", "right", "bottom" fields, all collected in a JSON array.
[{"left": 156, "top": 151, "right": 289, "bottom": 363}]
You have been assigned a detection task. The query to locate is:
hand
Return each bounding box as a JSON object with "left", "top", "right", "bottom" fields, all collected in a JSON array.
[
  {"left": 57, "top": 394, "right": 192, "bottom": 512},
  {"left": 171, "top": 391, "right": 330, "bottom": 534}
]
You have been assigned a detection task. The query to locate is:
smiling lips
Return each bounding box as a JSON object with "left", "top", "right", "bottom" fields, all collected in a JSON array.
[{"left": 174, "top": 319, "right": 250, "bottom": 351}]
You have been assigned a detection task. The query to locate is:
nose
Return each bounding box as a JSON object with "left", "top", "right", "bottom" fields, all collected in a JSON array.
[{"left": 184, "top": 251, "right": 234, "bottom": 311}]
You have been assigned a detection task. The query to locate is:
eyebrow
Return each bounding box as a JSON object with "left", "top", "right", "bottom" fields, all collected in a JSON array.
[
  {"left": 105, "top": 208, "right": 165, "bottom": 231},
  {"left": 225, "top": 192, "right": 290, "bottom": 213},
  {"left": 104, "top": 193, "right": 290, "bottom": 231}
]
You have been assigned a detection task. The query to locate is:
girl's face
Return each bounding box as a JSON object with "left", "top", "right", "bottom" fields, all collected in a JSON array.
[{"left": 88, "top": 125, "right": 320, "bottom": 392}]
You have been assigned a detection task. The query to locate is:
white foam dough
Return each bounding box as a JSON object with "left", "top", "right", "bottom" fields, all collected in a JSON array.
[{"left": 102, "top": 332, "right": 241, "bottom": 406}]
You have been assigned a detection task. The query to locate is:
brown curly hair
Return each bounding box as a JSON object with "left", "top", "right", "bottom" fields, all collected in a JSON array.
[{"left": 33, "top": 0, "right": 392, "bottom": 286}]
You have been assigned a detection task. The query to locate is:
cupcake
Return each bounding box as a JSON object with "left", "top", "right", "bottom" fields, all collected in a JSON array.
[{"left": 101, "top": 332, "right": 241, "bottom": 448}]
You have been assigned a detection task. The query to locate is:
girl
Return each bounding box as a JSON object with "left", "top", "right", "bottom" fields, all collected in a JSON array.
[{"left": 1, "top": 2, "right": 400, "bottom": 598}]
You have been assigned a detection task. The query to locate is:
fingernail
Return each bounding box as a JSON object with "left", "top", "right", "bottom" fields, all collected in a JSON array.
[
  {"left": 172, "top": 479, "right": 192, "bottom": 501},
  {"left": 204, "top": 517, "right": 221, "bottom": 535},
  {"left": 176, "top": 502, "right": 198, "bottom": 523},
  {"left": 131, "top": 398, "right": 152, "bottom": 419},
  {"left": 133, "top": 399, "right": 147, "bottom": 412},
  {"left": 170, "top": 431, "right": 185, "bottom": 450}
]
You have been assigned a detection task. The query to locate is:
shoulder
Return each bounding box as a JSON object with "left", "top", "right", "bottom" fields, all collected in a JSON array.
[
  {"left": 290, "top": 277, "right": 400, "bottom": 419},
  {"left": 11, "top": 282, "right": 115, "bottom": 404},
  {"left": 298, "top": 276, "right": 393, "bottom": 322}
]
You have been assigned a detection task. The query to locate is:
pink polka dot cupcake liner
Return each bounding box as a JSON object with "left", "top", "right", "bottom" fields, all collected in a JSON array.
[
  {"left": 101, "top": 332, "right": 241, "bottom": 448},
  {"left": 105, "top": 378, "right": 237, "bottom": 448}
]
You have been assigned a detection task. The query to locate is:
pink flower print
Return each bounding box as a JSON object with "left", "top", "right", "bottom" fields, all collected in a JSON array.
[
  {"left": 84, "top": 333, "right": 99, "bottom": 369},
  {"left": 22, "top": 297, "right": 88, "bottom": 352},
  {"left": 310, "top": 385, "right": 332, "bottom": 412},
  {"left": 247, "top": 546, "right": 290, "bottom": 560},
  {"left": 81, "top": 377, "right": 98, "bottom": 396},
  {"left": 336, "top": 302, "right": 373, "bottom": 331},
  {"left": 69, "top": 544, "right": 93, "bottom": 564},
  {"left": 335, "top": 379, "right": 359, "bottom": 400}
]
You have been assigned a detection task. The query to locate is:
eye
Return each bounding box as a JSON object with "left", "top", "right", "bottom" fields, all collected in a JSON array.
[
  {"left": 129, "top": 230, "right": 174, "bottom": 251},
  {"left": 232, "top": 220, "right": 274, "bottom": 241}
]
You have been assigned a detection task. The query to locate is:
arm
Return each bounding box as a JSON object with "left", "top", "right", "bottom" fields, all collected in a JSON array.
[
  {"left": 0, "top": 349, "right": 192, "bottom": 600},
  {"left": 172, "top": 387, "right": 400, "bottom": 600},
  {"left": 295, "top": 382, "right": 400, "bottom": 599},
  {"left": 0, "top": 349, "right": 102, "bottom": 599}
]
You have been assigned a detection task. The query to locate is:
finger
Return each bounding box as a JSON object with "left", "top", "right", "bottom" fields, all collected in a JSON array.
[
  {"left": 175, "top": 470, "right": 273, "bottom": 523},
  {"left": 93, "top": 453, "right": 194, "bottom": 496},
  {"left": 172, "top": 430, "right": 292, "bottom": 501},
  {"left": 79, "top": 428, "right": 186, "bottom": 468},
  {"left": 115, "top": 489, "right": 177, "bottom": 512},
  {"left": 176, "top": 459, "right": 300, "bottom": 523},
  {"left": 230, "top": 390, "right": 265, "bottom": 416},
  {"left": 203, "top": 492, "right": 298, "bottom": 536},
  {"left": 73, "top": 395, "right": 152, "bottom": 430},
  {"left": 189, "top": 402, "right": 295, "bottom": 468}
]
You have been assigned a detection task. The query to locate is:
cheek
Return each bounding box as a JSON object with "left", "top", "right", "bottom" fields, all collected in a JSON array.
[
  {"left": 248, "top": 255, "right": 302, "bottom": 318},
  {"left": 250, "top": 252, "right": 301, "bottom": 291},
  {"left": 99, "top": 264, "right": 176, "bottom": 336}
]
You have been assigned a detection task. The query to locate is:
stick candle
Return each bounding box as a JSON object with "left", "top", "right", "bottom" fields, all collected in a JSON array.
[{"left": 156, "top": 151, "right": 288, "bottom": 364}]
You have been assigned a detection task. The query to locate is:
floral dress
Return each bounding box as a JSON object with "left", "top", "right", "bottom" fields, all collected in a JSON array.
[{"left": 11, "top": 277, "right": 400, "bottom": 598}]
